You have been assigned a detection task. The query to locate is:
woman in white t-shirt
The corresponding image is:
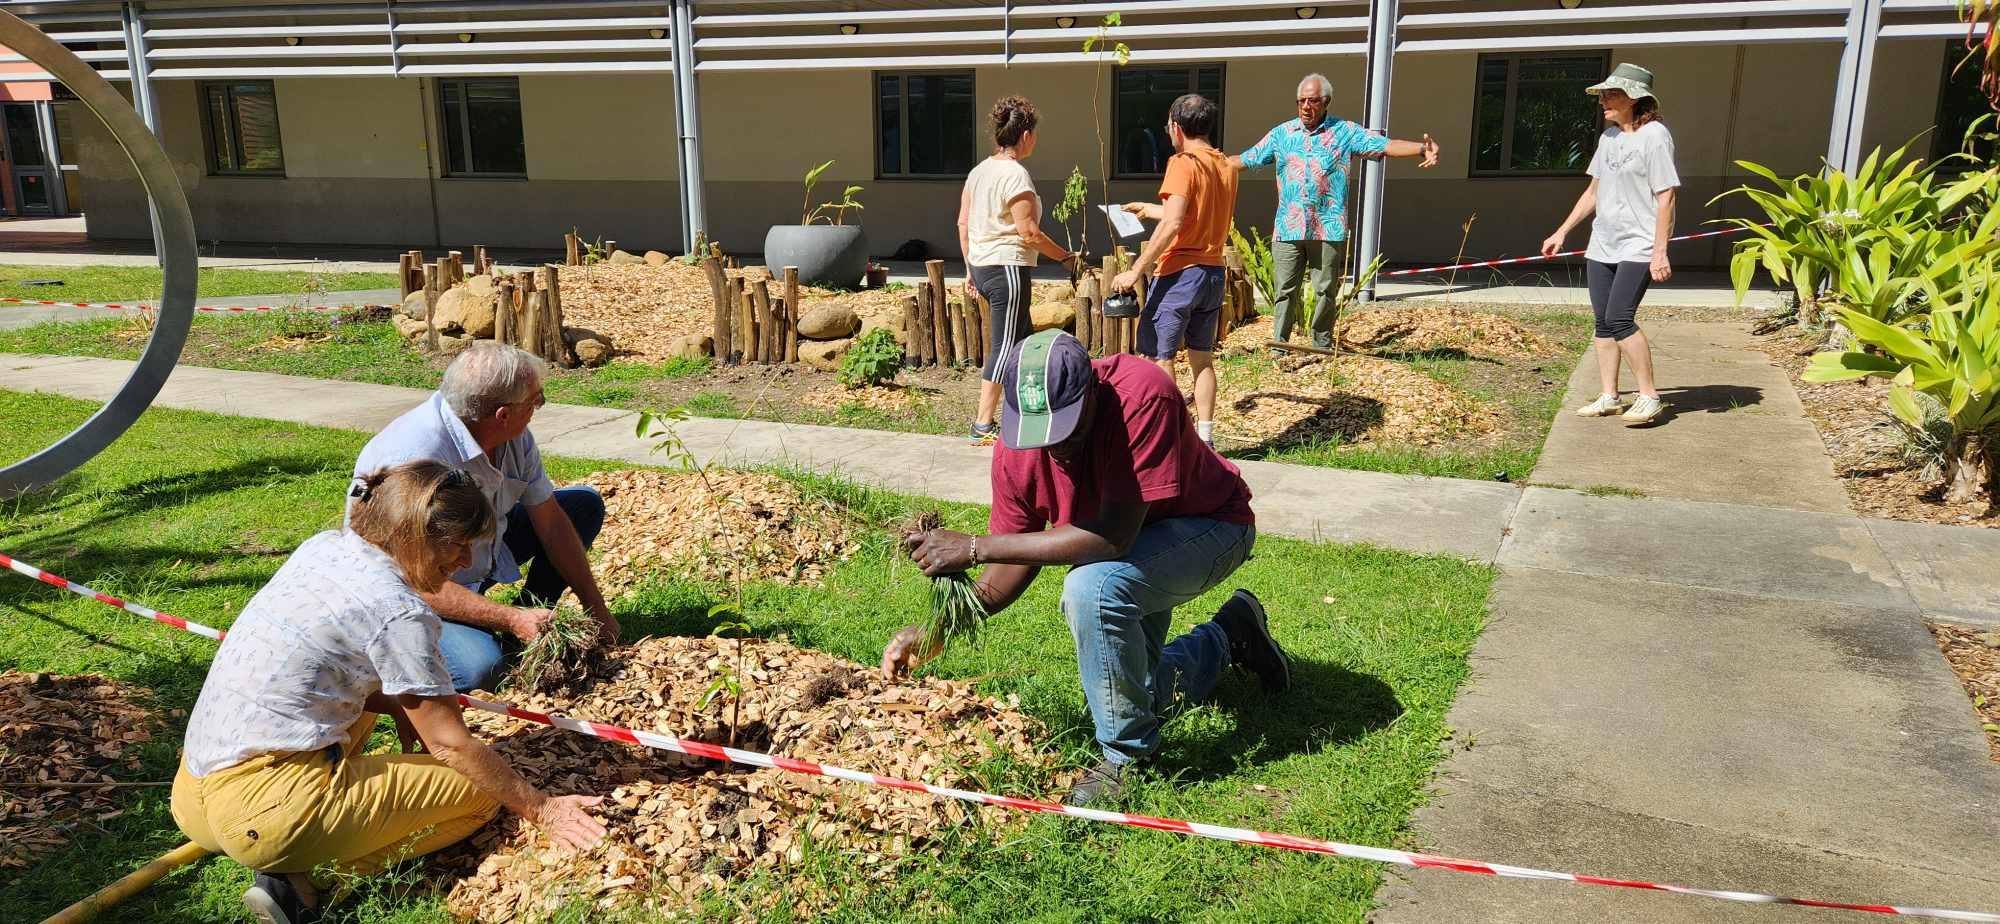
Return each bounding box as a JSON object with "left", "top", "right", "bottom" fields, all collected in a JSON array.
[
  {"left": 172, "top": 461, "right": 607, "bottom": 924},
  {"left": 957, "top": 95, "right": 1078, "bottom": 444},
  {"left": 1541, "top": 63, "right": 1681, "bottom": 426}
]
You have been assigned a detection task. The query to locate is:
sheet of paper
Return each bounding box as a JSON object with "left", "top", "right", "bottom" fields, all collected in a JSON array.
[{"left": 1101, "top": 204, "right": 1146, "bottom": 239}]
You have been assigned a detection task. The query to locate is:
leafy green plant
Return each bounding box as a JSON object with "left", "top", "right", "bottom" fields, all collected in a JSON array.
[
  {"left": 1050, "top": 166, "right": 1090, "bottom": 275},
  {"left": 1961, "top": 0, "right": 1999, "bottom": 107},
  {"left": 1715, "top": 143, "right": 1944, "bottom": 327},
  {"left": 837, "top": 327, "right": 904, "bottom": 387},
  {"left": 1805, "top": 265, "right": 2000, "bottom": 503},
  {"left": 679, "top": 230, "right": 710, "bottom": 266},
  {"left": 636, "top": 404, "right": 714, "bottom": 491},
  {"left": 800, "top": 159, "right": 866, "bottom": 226},
  {"left": 1229, "top": 223, "right": 1277, "bottom": 306}
]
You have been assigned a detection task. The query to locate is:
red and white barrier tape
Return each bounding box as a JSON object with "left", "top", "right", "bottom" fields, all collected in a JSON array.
[
  {"left": 3, "top": 550, "right": 1995, "bottom": 921},
  {"left": 1377, "top": 225, "right": 1753, "bottom": 279},
  {"left": 0, "top": 295, "right": 367, "bottom": 313},
  {"left": 0, "top": 551, "right": 225, "bottom": 641}
]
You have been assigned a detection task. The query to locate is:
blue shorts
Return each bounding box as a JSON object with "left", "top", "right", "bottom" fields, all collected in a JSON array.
[{"left": 1137, "top": 264, "right": 1225, "bottom": 359}]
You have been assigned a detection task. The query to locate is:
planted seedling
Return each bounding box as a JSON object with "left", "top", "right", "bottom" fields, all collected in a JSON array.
[{"left": 701, "top": 604, "right": 754, "bottom": 747}]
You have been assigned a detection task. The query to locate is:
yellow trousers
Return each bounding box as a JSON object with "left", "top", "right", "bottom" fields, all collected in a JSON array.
[{"left": 171, "top": 712, "right": 500, "bottom": 876}]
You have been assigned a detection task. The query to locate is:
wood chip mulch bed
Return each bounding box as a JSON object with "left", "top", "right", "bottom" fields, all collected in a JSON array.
[
  {"left": 442, "top": 635, "right": 1062, "bottom": 921},
  {"left": 1753, "top": 328, "right": 1997, "bottom": 527},
  {"left": 1337, "top": 306, "right": 1555, "bottom": 359},
  {"left": 580, "top": 470, "right": 863, "bottom": 598},
  {"left": 1927, "top": 622, "right": 2000, "bottom": 760},
  {"left": 0, "top": 671, "right": 159, "bottom": 868},
  {"left": 796, "top": 383, "right": 931, "bottom": 413}
]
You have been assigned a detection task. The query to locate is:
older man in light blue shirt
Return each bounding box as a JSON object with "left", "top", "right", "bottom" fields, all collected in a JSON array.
[{"left": 352, "top": 342, "right": 618, "bottom": 691}]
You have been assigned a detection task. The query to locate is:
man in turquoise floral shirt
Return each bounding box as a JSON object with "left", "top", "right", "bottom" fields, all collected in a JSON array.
[{"left": 1233, "top": 73, "right": 1440, "bottom": 350}]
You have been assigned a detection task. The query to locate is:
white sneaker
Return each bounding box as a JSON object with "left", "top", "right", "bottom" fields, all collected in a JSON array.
[
  {"left": 1622, "top": 394, "right": 1665, "bottom": 424},
  {"left": 1576, "top": 393, "right": 1622, "bottom": 417}
]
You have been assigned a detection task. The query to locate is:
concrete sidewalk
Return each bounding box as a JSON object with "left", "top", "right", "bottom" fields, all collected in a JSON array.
[
  {"left": 1376, "top": 320, "right": 1999, "bottom": 921},
  {"left": 3, "top": 347, "right": 1996, "bottom": 920}
]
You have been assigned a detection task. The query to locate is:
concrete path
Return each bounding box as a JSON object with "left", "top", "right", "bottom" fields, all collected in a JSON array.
[
  {"left": 1376, "top": 320, "right": 1999, "bottom": 920},
  {"left": 1532, "top": 320, "right": 1851, "bottom": 513},
  {"left": 3, "top": 348, "right": 1996, "bottom": 920}
]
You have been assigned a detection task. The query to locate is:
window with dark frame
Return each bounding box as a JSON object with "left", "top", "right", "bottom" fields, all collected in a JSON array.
[
  {"left": 1471, "top": 52, "right": 1609, "bottom": 176},
  {"left": 201, "top": 81, "right": 284, "bottom": 176},
  {"left": 1114, "top": 64, "right": 1224, "bottom": 178},
  {"left": 438, "top": 77, "right": 527, "bottom": 178},
  {"left": 1932, "top": 42, "right": 1994, "bottom": 165},
  {"left": 875, "top": 71, "right": 976, "bottom": 179}
]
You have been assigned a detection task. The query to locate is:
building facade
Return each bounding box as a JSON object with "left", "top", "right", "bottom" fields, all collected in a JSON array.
[{"left": 1, "top": 0, "right": 1987, "bottom": 268}]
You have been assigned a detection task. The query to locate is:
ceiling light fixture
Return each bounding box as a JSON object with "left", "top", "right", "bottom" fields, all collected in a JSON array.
[
  {"left": 1056, "top": 15, "right": 1077, "bottom": 28},
  {"left": 1295, "top": 6, "right": 1318, "bottom": 19},
  {"left": 456, "top": 32, "right": 475, "bottom": 43},
  {"left": 282, "top": 36, "right": 301, "bottom": 46},
  {"left": 839, "top": 23, "right": 861, "bottom": 35},
  {"left": 648, "top": 27, "right": 667, "bottom": 39}
]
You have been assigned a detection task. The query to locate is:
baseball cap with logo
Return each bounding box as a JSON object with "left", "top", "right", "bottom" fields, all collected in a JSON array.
[{"left": 1000, "top": 330, "right": 1094, "bottom": 450}]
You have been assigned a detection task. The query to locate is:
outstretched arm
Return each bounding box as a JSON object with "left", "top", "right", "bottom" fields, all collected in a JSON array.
[{"left": 1364, "top": 133, "right": 1440, "bottom": 167}]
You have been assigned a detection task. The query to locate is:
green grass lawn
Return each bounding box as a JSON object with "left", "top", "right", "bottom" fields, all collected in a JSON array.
[
  {"left": 0, "top": 264, "right": 400, "bottom": 304},
  {"left": 1, "top": 390, "right": 1491, "bottom": 923}
]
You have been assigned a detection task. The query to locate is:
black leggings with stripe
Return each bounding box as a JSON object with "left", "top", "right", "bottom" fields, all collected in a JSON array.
[{"left": 972, "top": 263, "right": 1034, "bottom": 382}]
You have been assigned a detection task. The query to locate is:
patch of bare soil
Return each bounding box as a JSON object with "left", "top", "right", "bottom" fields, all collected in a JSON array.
[
  {"left": 580, "top": 470, "right": 864, "bottom": 597},
  {"left": 1927, "top": 622, "right": 2000, "bottom": 760},
  {"left": 1753, "top": 329, "right": 1998, "bottom": 527},
  {"left": 442, "top": 635, "right": 1061, "bottom": 922},
  {"left": 0, "top": 672, "right": 158, "bottom": 868}
]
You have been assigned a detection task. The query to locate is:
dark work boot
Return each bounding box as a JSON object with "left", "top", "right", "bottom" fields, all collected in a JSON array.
[
  {"left": 1213, "top": 589, "right": 1291, "bottom": 693},
  {"left": 1065, "top": 758, "right": 1130, "bottom": 807},
  {"left": 243, "top": 871, "right": 321, "bottom": 924}
]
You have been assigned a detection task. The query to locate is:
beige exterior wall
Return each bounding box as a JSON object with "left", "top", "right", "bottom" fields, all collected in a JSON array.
[
  {"left": 80, "top": 74, "right": 683, "bottom": 250},
  {"left": 76, "top": 40, "right": 1963, "bottom": 266}
]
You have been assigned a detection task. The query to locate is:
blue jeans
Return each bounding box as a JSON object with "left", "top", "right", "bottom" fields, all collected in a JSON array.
[
  {"left": 439, "top": 485, "right": 607, "bottom": 692},
  {"left": 1062, "top": 516, "right": 1255, "bottom": 765}
]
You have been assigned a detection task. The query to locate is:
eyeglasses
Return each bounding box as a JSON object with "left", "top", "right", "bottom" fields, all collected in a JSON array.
[
  {"left": 1296, "top": 97, "right": 1325, "bottom": 106},
  {"left": 513, "top": 391, "right": 547, "bottom": 410}
]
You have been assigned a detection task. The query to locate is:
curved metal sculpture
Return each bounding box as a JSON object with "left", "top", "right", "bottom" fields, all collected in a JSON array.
[{"left": 0, "top": 10, "right": 197, "bottom": 497}]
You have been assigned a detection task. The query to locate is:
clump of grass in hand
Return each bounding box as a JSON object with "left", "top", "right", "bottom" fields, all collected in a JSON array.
[
  {"left": 506, "top": 606, "right": 603, "bottom": 695},
  {"left": 905, "top": 511, "right": 987, "bottom": 656}
]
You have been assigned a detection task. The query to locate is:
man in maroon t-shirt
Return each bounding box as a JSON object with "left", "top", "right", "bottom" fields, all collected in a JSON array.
[{"left": 884, "top": 330, "right": 1290, "bottom": 805}]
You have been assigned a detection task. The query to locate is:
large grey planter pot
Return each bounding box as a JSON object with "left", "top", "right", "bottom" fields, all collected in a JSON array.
[{"left": 764, "top": 224, "right": 867, "bottom": 289}]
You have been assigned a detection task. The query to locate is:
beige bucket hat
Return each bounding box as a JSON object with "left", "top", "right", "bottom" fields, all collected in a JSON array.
[{"left": 1586, "top": 63, "right": 1657, "bottom": 101}]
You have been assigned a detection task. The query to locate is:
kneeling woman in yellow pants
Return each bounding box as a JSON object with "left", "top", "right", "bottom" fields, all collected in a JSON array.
[{"left": 172, "top": 461, "right": 608, "bottom": 924}]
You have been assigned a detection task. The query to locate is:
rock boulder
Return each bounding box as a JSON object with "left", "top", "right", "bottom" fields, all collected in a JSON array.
[
  {"left": 399, "top": 289, "right": 429, "bottom": 321},
  {"left": 800, "top": 337, "right": 854, "bottom": 372},
  {"left": 432, "top": 287, "right": 498, "bottom": 339},
  {"left": 797, "top": 304, "right": 861, "bottom": 340},
  {"left": 644, "top": 250, "right": 671, "bottom": 267},
  {"left": 666, "top": 333, "right": 714, "bottom": 360},
  {"left": 392, "top": 314, "right": 429, "bottom": 341},
  {"left": 565, "top": 326, "right": 614, "bottom": 367},
  {"left": 608, "top": 250, "right": 646, "bottom": 266},
  {"left": 1030, "top": 301, "right": 1076, "bottom": 332}
]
